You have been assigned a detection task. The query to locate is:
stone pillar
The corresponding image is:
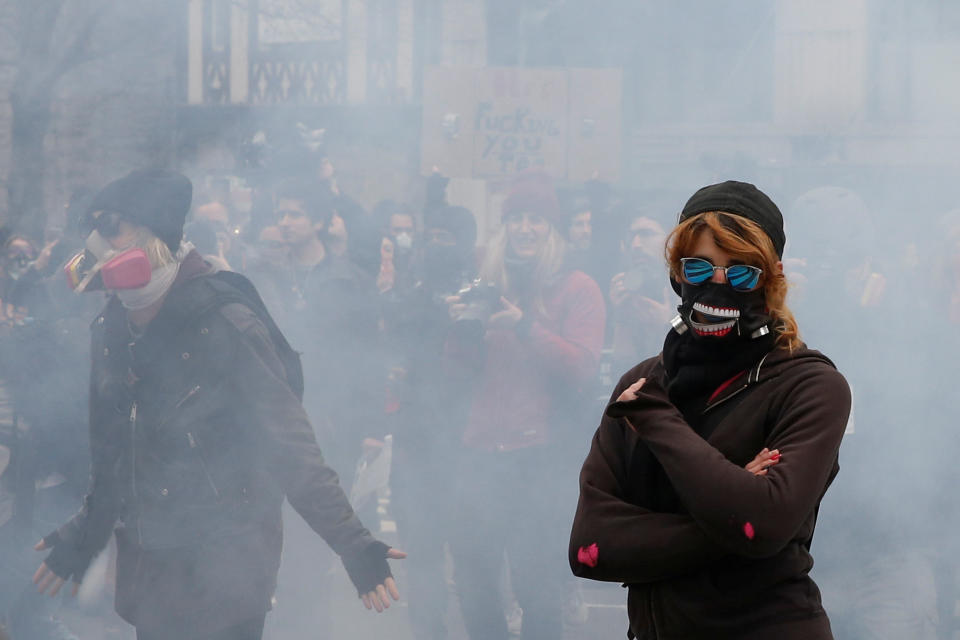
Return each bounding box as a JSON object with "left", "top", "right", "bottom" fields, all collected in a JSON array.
[
  {"left": 187, "top": 0, "right": 204, "bottom": 104},
  {"left": 346, "top": 0, "right": 367, "bottom": 104},
  {"left": 230, "top": 1, "right": 250, "bottom": 103},
  {"left": 396, "top": 0, "right": 415, "bottom": 101}
]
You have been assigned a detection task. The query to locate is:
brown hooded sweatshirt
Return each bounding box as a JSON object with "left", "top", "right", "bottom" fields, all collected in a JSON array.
[{"left": 569, "top": 343, "right": 850, "bottom": 640}]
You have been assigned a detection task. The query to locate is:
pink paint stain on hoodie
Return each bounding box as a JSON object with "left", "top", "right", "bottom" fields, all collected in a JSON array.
[{"left": 577, "top": 543, "right": 599, "bottom": 568}]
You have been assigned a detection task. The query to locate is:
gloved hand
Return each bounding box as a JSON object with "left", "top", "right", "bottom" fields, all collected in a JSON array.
[
  {"left": 341, "top": 540, "right": 406, "bottom": 612},
  {"left": 32, "top": 529, "right": 94, "bottom": 596}
]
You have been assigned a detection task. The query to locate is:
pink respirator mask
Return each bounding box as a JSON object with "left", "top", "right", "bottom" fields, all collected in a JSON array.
[{"left": 64, "top": 232, "right": 152, "bottom": 292}]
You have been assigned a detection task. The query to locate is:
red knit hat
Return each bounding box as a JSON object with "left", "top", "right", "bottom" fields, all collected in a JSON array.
[{"left": 501, "top": 171, "right": 561, "bottom": 227}]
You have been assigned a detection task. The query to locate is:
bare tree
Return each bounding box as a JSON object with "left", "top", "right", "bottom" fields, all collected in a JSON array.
[{"left": 2, "top": 0, "right": 179, "bottom": 238}]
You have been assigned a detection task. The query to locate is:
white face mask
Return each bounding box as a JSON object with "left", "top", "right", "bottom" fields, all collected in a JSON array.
[{"left": 394, "top": 231, "right": 414, "bottom": 251}]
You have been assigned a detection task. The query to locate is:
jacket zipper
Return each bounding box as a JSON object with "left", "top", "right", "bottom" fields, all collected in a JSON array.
[
  {"left": 152, "top": 384, "right": 202, "bottom": 432},
  {"left": 187, "top": 429, "right": 221, "bottom": 500},
  {"left": 176, "top": 384, "right": 201, "bottom": 409},
  {"left": 702, "top": 381, "right": 750, "bottom": 414},
  {"left": 179, "top": 385, "right": 221, "bottom": 499},
  {"left": 129, "top": 401, "right": 142, "bottom": 545},
  {"left": 702, "top": 353, "right": 770, "bottom": 415}
]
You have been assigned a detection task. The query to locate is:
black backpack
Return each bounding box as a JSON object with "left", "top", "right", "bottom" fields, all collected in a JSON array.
[
  {"left": 208, "top": 271, "right": 304, "bottom": 401},
  {"left": 154, "top": 271, "right": 304, "bottom": 402}
]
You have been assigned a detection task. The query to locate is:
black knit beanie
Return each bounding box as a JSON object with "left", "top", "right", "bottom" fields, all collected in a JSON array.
[
  {"left": 85, "top": 169, "right": 193, "bottom": 251},
  {"left": 678, "top": 181, "right": 785, "bottom": 258},
  {"left": 424, "top": 205, "right": 477, "bottom": 249}
]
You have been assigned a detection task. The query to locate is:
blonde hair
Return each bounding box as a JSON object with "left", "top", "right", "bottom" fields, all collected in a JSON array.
[
  {"left": 666, "top": 212, "right": 801, "bottom": 351},
  {"left": 479, "top": 224, "right": 566, "bottom": 310},
  {"left": 132, "top": 227, "right": 177, "bottom": 269}
]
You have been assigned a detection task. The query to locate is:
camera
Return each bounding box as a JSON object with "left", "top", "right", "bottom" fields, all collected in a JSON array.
[{"left": 456, "top": 279, "right": 501, "bottom": 323}]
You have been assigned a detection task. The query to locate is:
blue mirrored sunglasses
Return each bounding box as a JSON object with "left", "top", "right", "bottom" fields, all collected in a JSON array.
[{"left": 680, "top": 257, "right": 762, "bottom": 292}]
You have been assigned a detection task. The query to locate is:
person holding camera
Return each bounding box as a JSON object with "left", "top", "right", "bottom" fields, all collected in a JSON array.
[
  {"left": 447, "top": 171, "right": 605, "bottom": 640},
  {"left": 608, "top": 211, "right": 674, "bottom": 374}
]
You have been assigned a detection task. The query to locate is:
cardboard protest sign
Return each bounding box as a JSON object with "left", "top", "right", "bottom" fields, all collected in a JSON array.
[
  {"left": 421, "top": 67, "right": 621, "bottom": 182},
  {"left": 471, "top": 67, "right": 568, "bottom": 178}
]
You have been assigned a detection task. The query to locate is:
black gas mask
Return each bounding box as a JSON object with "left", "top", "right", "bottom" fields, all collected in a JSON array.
[{"left": 671, "top": 276, "right": 773, "bottom": 341}]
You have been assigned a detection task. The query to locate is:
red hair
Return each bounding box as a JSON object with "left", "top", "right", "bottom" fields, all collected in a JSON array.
[{"left": 666, "top": 212, "right": 800, "bottom": 351}]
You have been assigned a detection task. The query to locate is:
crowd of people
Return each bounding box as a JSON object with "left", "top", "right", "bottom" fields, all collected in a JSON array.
[{"left": 0, "top": 136, "right": 957, "bottom": 640}]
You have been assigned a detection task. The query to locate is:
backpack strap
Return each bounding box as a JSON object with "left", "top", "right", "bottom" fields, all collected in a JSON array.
[
  {"left": 129, "top": 272, "right": 304, "bottom": 402},
  {"left": 209, "top": 271, "right": 304, "bottom": 401}
]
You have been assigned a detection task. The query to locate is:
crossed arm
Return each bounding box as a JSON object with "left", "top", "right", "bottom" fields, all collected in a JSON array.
[
  {"left": 570, "top": 364, "right": 846, "bottom": 584},
  {"left": 569, "top": 409, "right": 780, "bottom": 584}
]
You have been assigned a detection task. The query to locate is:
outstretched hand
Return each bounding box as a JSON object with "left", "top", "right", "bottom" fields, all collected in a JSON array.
[
  {"left": 32, "top": 539, "right": 78, "bottom": 598},
  {"left": 360, "top": 548, "right": 406, "bottom": 612}
]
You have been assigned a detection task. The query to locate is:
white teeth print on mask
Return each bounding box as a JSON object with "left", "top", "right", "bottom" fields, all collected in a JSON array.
[
  {"left": 690, "top": 318, "right": 737, "bottom": 337},
  {"left": 677, "top": 280, "right": 773, "bottom": 341},
  {"left": 692, "top": 302, "right": 741, "bottom": 319}
]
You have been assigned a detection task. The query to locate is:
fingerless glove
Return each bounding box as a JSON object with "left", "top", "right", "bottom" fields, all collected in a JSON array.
[
  {"left": 341, "top": 540, "right": 393, "bottom": 596},
  {"left": 40, "top": 529, "right": 96, "bottom": 582}
]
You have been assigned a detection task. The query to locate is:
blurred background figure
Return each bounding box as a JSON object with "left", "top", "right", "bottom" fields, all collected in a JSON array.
[
  {"left": 787, "top": 186, "right": 941, "bottom": 640},
  {"left": 191, "top": 201, "right": 236, "bottom": 269},
  {"left": 606, "top": 207, "right": 673, "bottom": 374},
  {"left": 560, "top": 194, "right": 594, "bottom": 275},
  {"left": 447, "top": 172, "right": 605, "bottom": 640},
  {"left": 0, "top": 194, "right": 98, "bottom": 640},
  {"left": 373, "top": 200, "right": 419, "bottom": 296},
  {"left": 383, "top": 192, "right": 479, "bottom": 640},
  {"left": 183, "top": 218, "right": 230, "bottom": 271},
  {"left": 244, "top": 224, "right": 292, "bottom": 317},
  {"left": 266, "top": 176, "right": 387, "bottom": 637}
]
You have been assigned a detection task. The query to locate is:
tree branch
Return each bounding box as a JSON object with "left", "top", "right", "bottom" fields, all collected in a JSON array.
[{"left": 49, "top": 2, "right": 111, "bottom": 77}]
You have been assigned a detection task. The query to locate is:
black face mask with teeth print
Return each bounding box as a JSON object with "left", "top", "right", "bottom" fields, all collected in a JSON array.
[
  {"left": 663, "top": 280, "right": 778, "bottom": 411},
  {"left": 674, "top": 279, "right": 773, "bottom": 340}
]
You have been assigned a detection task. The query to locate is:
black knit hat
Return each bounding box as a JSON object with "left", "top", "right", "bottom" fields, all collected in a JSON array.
[
  {"left": 679, "top": 181, "right": 786, "bottom": 258},
  {"left": 85, "top": 169, "right": 193, "bottom": 251},
  {"left": 425, "top": 205, "right": 477, "bottom": 249}
]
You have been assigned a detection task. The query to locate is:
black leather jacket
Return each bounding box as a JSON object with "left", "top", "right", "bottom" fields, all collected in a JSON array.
[{"left": 46, "top": 266, "right": 381, "bottom": 631}]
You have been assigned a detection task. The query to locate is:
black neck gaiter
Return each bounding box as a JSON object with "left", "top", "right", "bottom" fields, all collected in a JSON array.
[
  {"left": 662, "top": 328, "right": 776, "bottom": 412},
  {"left": 662, "top": 281, "right": 777, "bottom": 413}
]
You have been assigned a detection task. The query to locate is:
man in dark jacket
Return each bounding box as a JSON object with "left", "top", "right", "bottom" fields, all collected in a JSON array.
[
  {"left": 31, "top": 170, "right": 403, "bottom": 640},
  {"left": 272, "top": 178, "right": 383, "bottom": 482}
]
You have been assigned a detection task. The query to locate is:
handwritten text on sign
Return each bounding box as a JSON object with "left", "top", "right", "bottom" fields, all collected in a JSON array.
[
  {"left": 471, "top": 69, "right": 567, "bottom": 177},
  {"left": 474, "top": 103, "right": 563, "bottom": 174},
  {"left": 420, "top": 66, "right": 620, "bottom": 180}
]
